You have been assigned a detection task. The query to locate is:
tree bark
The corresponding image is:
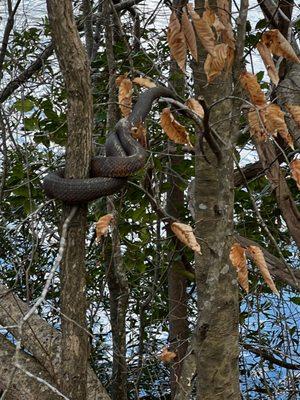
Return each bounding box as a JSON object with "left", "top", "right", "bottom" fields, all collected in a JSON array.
[
  {"left": 193, "top": 1, "right": 240, "bottom": 398},
  {"left": 46, "top": 1, "right": 93, "bottom": 398},
  {"left": 0, "top": 334, "right": 62, "bottom": 400}
]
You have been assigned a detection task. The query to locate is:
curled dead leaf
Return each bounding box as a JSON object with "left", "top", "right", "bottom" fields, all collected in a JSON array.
[
  {"left": 171, "top": 222, "right": 201, "bottom": 254},
  {"left": 160, "top": 108, "right": 192, "bottom": 147},
  {"left": 167, "top": 11, "right": 186, "bottom": 72},
  {"left": 181, "top": 10, "right": 198, "bottom": 61},
  {"left": 217, "top": 0, "right": 230, "bottom": 25},
  {"left": 132, "top": 77, "right": 156, "bottom": 88},
  {"left": 188, "top": 7, "right": 215, "bottom": 55},
  {"left": 286, "top": 104, "right": 300, "bottom": 128},
  {"left": 265, "top": 103, "right": 294, "bottom": 148},
  {"left": 261, "top": 29, "right": 300, "bottom": 64},
  {"left": 290, "top": 159, "right": 300, "bottom": 190},
  {"left": 256, "top": 42, "right": 279, "bottom": 86},
  {"left": 230, "top": 243, "right": 249, "bottom": 293},
  {"left": 131, "top": 122, "right": 147, "bottom": 147},
  {"left": 159, "top": 347, "right": 177, "bottom": 363},
  {"left": 96, "top": 214, "right": 114, "bottom": 240},
  {"left": 239, "top": 71, "right": 266, "bottom": 107},
  {"left": 204, "top": 43, "right": 228, "bottom": 83},
  {"left": 117, "top": 77, "right": 132, "bottom": 117},
  {"left": 185, "top": 98, "right": 204, "bottom": 119},
  {"left": 247, "top": 109, "right": 268, "bottom": 142},
  {"left": 247, "top": 245, "right": 279, "bottom": 296}
]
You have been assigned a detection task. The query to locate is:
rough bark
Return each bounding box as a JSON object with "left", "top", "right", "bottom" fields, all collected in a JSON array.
[
  {"left": 192, "top": 0, "right": 240, "bottom": 398},
  {"left": 0, "top": 284, "right": 111, "bottom": 400},
  {"left": 46, "top": 1, "right": 93, "bottom": 398},
  {"left": 0, "top": 334, "right": 62, "bottom": 400}
]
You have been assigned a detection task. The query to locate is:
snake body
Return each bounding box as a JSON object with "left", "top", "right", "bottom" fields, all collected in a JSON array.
[{"left": 43, "top": 87, "right": 175, "bottom": 204}]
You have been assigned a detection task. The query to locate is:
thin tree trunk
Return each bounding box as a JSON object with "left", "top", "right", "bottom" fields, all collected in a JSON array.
[
  {"left": 103, "top": 2, "right": 129, "bottom": 398},
  {"left": 46, "top": 1, "right": 93, "bottom": 398},
  {"left": 167, "top": 58, "right": 189, "bottom": 397},
  {"left": 193, "top": 1, "right": 240, "bottom": 398}
]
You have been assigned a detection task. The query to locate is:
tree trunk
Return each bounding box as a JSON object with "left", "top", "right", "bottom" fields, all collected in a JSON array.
[
  {"left": 167, "top": 58, "right": 189, "bottom": 398},
  {"left": 104, "top": 3, "right": 129, "bottom": 398},
  {"left": 46, "top": 1, "right": 93, "bottom": 398},
  {"left": 193, "top": 1, "right": 240, "bottom": 398}
]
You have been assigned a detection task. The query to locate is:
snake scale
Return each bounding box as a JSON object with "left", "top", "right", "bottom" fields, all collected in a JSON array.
[{"left": 43, "top": 87, "right": 176, "bottom": 204}]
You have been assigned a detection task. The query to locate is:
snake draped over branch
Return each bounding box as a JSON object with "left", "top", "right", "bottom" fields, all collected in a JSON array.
[{"left": 43, "top": 87, "right": 181, "bottom": 204}]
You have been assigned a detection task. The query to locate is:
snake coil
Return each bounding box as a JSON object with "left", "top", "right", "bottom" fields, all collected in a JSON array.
[{"left": 43, "top": 87, "right": 176, "bottom": 204}]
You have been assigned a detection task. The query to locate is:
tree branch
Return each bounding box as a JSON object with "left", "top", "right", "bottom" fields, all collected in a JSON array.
[
  {"left": 0, "top": 42, "right": 54, "bottom": 104},
  {"left": 243, "top": 343, "right": 300, "bottom": 370},
  {"left": 0, "top": 284, "right": 111, "bottom": 400},
  {"left": 0, "top": 334, "right": 65, "bottom": 400}
]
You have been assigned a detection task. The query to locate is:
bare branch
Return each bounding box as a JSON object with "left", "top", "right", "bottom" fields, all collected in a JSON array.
[{"left": 0, "top": 42, "right": 54, "bottom": 104}]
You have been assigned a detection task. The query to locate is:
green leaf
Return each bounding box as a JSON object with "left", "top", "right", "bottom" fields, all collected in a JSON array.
[
  {"left": 290, "top": 297, "right": 300, "bottom": 305},
  {"left": 255, "top": 19, "right": 267, "bottom": 30},
  {"left": 13, "top": 98, "right": 35, "bottom": 112}
]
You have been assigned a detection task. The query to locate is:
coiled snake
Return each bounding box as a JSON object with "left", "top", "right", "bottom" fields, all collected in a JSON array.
[{"left": 43, "top": 87, "right": 176, "bottom": 204}]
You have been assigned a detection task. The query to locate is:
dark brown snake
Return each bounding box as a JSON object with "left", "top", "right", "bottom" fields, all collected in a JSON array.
[{"left": 43, "top": 87, "right": 176, "bottom": 204}]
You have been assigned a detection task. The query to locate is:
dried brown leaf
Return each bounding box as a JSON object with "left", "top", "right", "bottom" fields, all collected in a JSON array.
[
  {"left": 239, "top": 71, "right": 267, "bottom": 107},
  {"left": 185, "top": 98, "right": 204, "bottom": 119},
  {"left": 217, "top": 0, "right": 230, "bottom": 24},
  {"left": 286, "top": 104, "right": 300, "bottom": 128},
  {"left": 247, "top": 109, "right": 268, "bottom": 142},
  {"left": 290, "top": 159, "right": 300, "bottom": 190},
  {"left": 256, "top": 42, "right": 279, "bottom": 85},
  {"left": 204, "top": 43, "right": 228, "bottom": 83},
  {"left": 188, "top": 7, "right": 215, "bottom": 55},
  {"left": 230, "top": 243, "right": 249, "bottom": 293},
  {"left": 181, "top": 10, "right": 198, "bottom": 61},
  {"left": 247, "top": 245, "right": 279, "bottom": 296},
  {"left": 265, "top": 103, "right": 294, "bottom": 148},
  {"left": 171, "top": 222, "right": 201, "bottom": 254},
  {"left": 96, "top": 214, "right": 114, "bottom": 240},
  {"left": 202, "top": 5, "right": 226, "bottom": 38},
  {"left": 159, "top": 347, "right": 177, "bottom": 363},
  {"left": 117, "top": 77, "right": 132, "bottom": 117},
  {"left": 132, "top": 77, "right": 156, "bottom": 88},
  {"left": 131, "top": 122, "right": 147, "bottom": 147},
  {"left": 167, "top": 11, "right": 186, "bottom": 72},
  {"left": 160, "top": 108, "right": 192, "bottom": 147},
  {"left": 261, "top": 29, "right": 300, "bottom": 64}
]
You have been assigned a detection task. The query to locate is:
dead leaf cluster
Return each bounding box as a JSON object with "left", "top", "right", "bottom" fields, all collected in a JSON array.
[
  {"left": 241, "top": 72, "right": 294, "bottom": 148},
  {"left": 167, "top": 2, "right": 235, "bottom": 81},
  {"left": 256, "top": 29, "right": 299, "bottom": 85},
  {"left": 230, "top": 243, "right": 279, "bottom": 296}
]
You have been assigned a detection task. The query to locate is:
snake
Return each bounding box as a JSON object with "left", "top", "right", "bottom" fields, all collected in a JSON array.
[{"left": 43, "top": 87, "right": 176, "bottom": 204}]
